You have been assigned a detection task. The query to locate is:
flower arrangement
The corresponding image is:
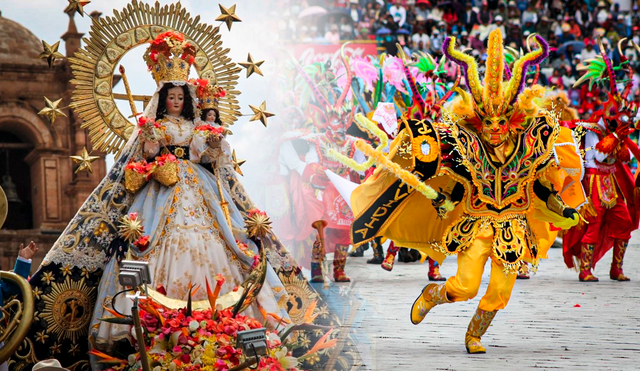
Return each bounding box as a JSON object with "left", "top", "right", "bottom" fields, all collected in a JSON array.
[
  {"left": 153, "top": 154, "right": 180, "bottom": 187},
  {"left": 155, "top": 153, "right": 179, "bottom": 166},
  {"left": 146, "top": 31, "right": 197, "bottom": 66},
  {"left": 126, "top": 160, "right": 154, "bottom": 180},
  {"left": 138, "top": 116, "right": 164, "bottom": 142},
  {"left": 134, "top": 235, "right": 151, "bottom": 252},
  {"left": 194, "top": 125, "right": 226, "bottom": 136},
  {"left": 94, "top": 273, "right": 302, "bottom": 371}
]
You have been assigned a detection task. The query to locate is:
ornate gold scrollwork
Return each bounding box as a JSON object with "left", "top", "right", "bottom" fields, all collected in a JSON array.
[{"left": 0, "top": 272, "right": 35, "bottom": 364}]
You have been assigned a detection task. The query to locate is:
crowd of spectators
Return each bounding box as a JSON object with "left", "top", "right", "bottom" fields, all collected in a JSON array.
[{"left": 277, "top": 0, "right": 640, "bottom": 118}]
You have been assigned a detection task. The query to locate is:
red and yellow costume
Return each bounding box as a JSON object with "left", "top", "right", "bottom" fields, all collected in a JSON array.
[
  {"left": 287, "top": 51, "right": 363, "bottom": 283},
  {"left": 334, "top": 30, "right": 586, "bottom": 353},
  {"left": 562, "top": 39, "right": 640, "bottom": 281}
]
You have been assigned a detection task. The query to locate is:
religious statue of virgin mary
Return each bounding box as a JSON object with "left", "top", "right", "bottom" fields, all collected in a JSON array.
[
  {"left": 15, "top": 3, "right": 361, "bottom": 370},
  {"left": 84, "top": 31, "right": 290, "bottom": 351}
]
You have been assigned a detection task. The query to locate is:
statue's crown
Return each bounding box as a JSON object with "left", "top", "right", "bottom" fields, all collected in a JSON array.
[
  {"left": 192, "top": 79, "right": 226, "bottom": 110},
  {"left": 144, "top": 31, "right": 196, "bottom": 84}
]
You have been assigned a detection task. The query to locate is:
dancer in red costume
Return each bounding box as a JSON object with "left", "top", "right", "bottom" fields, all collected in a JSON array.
[
  {"left": 286, "top": 50, "right": 365, "bottom": 283},
  {"left": 563, "top": 38, "right": 640, "bottom": 282}
]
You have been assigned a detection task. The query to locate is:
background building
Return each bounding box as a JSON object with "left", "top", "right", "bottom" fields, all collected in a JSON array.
[{"left": 0, "top": 11, "right": 105, "bottom": 270}]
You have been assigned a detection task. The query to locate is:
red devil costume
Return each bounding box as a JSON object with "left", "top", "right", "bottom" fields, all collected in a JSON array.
[
  {"left": 563, "top": 38, "right": 640, "bottom": 282},
  {"left": 286, "top": 53, "right": 364, "bottom": 283}
]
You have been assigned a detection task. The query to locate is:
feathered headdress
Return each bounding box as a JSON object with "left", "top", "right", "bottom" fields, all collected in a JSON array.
[
  {"left": 290, "top": 43, "right": 354, "bottom": 131},
  {"left": 442, "top": 29, "right": 549, "bottom": 132}
]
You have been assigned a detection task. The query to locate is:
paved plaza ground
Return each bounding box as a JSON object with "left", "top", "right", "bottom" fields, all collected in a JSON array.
[{"left": 326, "top": 237, "right": 640, "bottom": 371}]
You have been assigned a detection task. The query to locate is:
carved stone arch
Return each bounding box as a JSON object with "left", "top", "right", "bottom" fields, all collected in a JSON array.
[{"left": 0, "top": 100, "right": 62, "bottom": 149}]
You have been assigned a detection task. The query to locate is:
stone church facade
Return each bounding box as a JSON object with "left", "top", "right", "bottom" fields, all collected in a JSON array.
[{"left": 0, "top": 12, "right": 105, "bottom": 270}]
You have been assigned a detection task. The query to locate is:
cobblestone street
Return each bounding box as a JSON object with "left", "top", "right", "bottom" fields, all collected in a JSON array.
[{"left": 330, "top": 237, "right": 640, "bottom": 371}]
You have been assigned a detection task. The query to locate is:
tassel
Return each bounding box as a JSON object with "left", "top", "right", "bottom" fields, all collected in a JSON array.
[{"left": 595, "top": 133, "right": 619, "bottom": 154}]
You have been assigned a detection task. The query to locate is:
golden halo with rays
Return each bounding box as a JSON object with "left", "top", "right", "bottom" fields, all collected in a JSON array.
[
  {"left": 69, "top": 0, "right": 242, "bottom": 154},
  {"left": 39, "top": 274, "right": 97, "bottom": 344}
]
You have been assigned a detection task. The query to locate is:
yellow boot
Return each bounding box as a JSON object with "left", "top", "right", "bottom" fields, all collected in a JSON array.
[
  {"left": 410, "top": 283, "right": 450, "bottom": 325},
  {"left": 465, "top": 308, "right": 497, "bottom": 354}
]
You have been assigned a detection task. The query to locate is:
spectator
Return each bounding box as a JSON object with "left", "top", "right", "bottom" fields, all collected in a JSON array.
[
  {"left": 459, "top": 31, "right": 473, "bottom": 48},
  {"left": 430, "top": 29, "right": 444, "bottom": 54},
  {"left": 507, "top": 1, "right": 521, "bottom": 25},
  {"left": 451, "top": 21, "right": 467, "bottom": 35},
  {"left": 495, "top": 2, "right": 507, "bottom": 23},
  {"left": 348, "top": 0, "right": 363, "bottom": 23},
  {"left": 575, "top": 3, "right": 593, "bottom": 31},
  {"left": 581, "top": 39, "right": 598, "bottom": 60},
  {"left": 443, "top": 7, "right": 458, "bottom": 31},
  {"left": 565, "top": 44, "right": 578, "bottom": 60},
  {"left": 568, "top": 17, "right": 582, "bottom": 39},
  {"left": 558, "top": 23, "right": 576, "bottom": 43},
  {"left": 462, "top": 2, "right": 479, "bottom": 30},
  {"left": 495, "top": 15, "right": 506, "bottom": 38},
  {"left": 340, "top": 16, "right": 355, "bottom": 39},
  {"left": 32, "top": 359, "right": 69, "bottom": 371},
  {"left": 552, "top": 52, "right": 571, "bottom": 71},
  {"left": 596, "top": 1, "right": 611, "bottom": 26},
  {"left": 505, "top": 25, "right": 524, "bottom": 49},
  {"left": 548, "top": 68, "right": 565, "bottom": 89},
  {"left": 325, "top": 24, "right": 341, "bottom": 43},
  {"left": 521, "top": 3, "right": 538, "bottom": 25},
  {"left": 415, "top": 0, "right": 430, "bottom": 22},
  {"left": 478, "top": 2, "right": 493, "bottom": 24},
  {"left": 389, "top": 0, "right": 408, "bottom": 28},
  {"left": 411, "top": 25, "right": 430, "bottom": 50},
  {"left": 615, "top": 14, "right": 628, "bottom": 37},
  {"left": 632, "top": 26, "right": 640, "bottom": 46},
  {"left": 536, "top": 16, "right": 552, "bottom": 39}
]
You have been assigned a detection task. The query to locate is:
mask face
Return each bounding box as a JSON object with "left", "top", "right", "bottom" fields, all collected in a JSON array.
[
  {"left": 602, "top": 97, "right": 636, "bottom": 131},
  {"left": 481, "top": 116, "right": 510, "bottom": 147}
]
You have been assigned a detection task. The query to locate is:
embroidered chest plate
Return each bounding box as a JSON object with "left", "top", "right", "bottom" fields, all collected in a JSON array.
[{"left": 450, "top": 117, "right": 557, "bottom": 210}]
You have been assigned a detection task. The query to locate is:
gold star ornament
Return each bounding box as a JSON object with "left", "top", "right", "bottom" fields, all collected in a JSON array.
[
  {"left": 38, "top": 40, "right": 65, "bottom": 68},
  {"left": 248, "top": 101, "right": 274, "bottom": 127},
  {"left": 215, "top": 4, "right": 242, "bottom": 31},
  {"left": 231, "top": 150, "right": 246, "bottom": 176},
  {"left": 38, "top": 97, "right": 67, "bottom": 125},
  {"left": 70, "top": 147, "right": 100, "bottom": 174},
  {"left": 239, "top": 53, "right": 264, "bottom": 78},
  {"left": 65, "top": 0, "right": 91, "bottom": 17}
]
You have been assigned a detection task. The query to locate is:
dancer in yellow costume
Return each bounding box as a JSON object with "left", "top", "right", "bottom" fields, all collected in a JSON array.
[{"left": 332, "top": 29, "right": 587, "bottom": 354}]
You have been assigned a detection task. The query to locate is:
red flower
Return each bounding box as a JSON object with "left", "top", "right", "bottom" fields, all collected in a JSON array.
[
  {"left": 251, "top": 256, "right": 260, "bottom": 269},
  {"left": 194, "top": 125, "right": 225, "bottom": 135},
  {"left": 155, "top": 153, "right": 178, "bottom": 166},
  {"left": 247, "top": 208, "right": 267, "bottom": 218},
  {"left": 134, "top": 235, "right": 150, "bottom": 252},
  {"left": 214, "top": 359, "right": 229, "bottom": 371}
]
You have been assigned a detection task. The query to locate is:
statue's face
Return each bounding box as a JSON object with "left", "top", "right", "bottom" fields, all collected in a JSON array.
[
  {"left": 166, "top": 86, "right": 184, "bottom": 117},
  {"left": 481, "top": 116, "right": 510, "bottom": 147},
  {"left": 205, "top": 109, "right": 217, "bottom": 123}
]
